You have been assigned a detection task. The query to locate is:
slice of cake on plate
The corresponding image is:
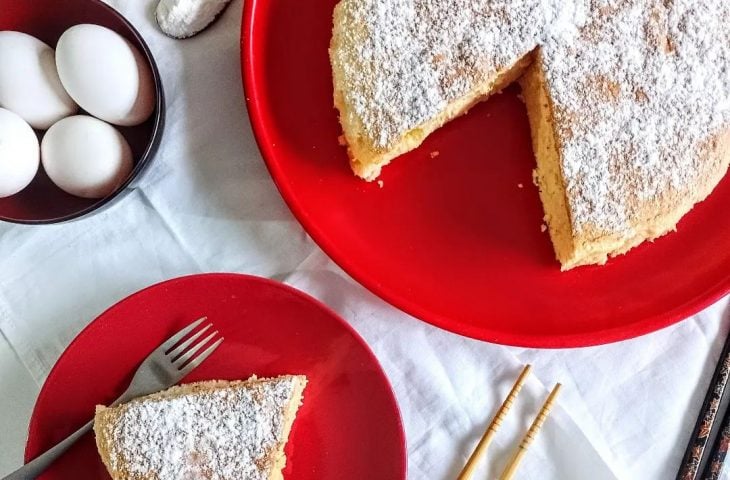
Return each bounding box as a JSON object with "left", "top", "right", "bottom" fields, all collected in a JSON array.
[
  {"left": 330, "top": 0, "right": 730, "bottom": 269},
  {"left": 94, "top": 375, "right": 307, "bottom": 480}
]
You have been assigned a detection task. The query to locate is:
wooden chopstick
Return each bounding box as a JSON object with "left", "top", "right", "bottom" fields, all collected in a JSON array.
[
  {"left": 456, "top": 365, "right": 532, "bottom": 480},
  {"left": 499, "top": 383, "right": 562, "bottom": 480},
  {"left": 676, "top": 333, "right": 730, "bottom": 480}
]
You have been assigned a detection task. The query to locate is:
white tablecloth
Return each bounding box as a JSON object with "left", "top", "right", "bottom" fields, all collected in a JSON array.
[{"left": 0, "top": 2, "right": 728, "bottom": 478}]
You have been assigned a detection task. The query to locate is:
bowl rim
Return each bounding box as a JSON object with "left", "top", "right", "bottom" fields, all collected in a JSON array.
[{"left": 0, "top": 0, "right": 166, "bottom": 225}]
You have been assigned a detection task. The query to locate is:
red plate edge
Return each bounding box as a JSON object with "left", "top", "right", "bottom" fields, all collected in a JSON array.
[
  {"left": 24, "top": 273, "right": 408, "bottom": 478},
  {"left": 240, "top": 1, "right": 730, "bottom": 349}
]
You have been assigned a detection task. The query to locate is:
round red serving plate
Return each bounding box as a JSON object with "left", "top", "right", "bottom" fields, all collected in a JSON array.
[
  {"left": 242, "top": 0, "right": 730, "bottom": 347},
  {"left": 25, "top": 274, "right": 406, "bottom": 479}
]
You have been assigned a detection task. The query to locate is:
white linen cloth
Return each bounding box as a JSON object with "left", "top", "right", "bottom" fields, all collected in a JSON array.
[{"left": 0, "top": 1, "right": 728, "bottom": 478}]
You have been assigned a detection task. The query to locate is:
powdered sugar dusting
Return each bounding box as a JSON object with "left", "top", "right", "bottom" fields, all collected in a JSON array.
[
  {"left": 331, "top": 0, "right": 575, "bottom": 150},
  {"left": 542, "top": 0, "right": 730, "bottom": 235},
  {"left": 332, "top": 0, "right": 730, "bottom": 239},
  {"left": 99, "top": 378, "right": 298, "bottom": 480}
]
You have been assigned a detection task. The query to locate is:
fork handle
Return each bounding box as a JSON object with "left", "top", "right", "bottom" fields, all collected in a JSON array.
[{"left": 2, "top": 420, "right": 93, "bottom": 480}]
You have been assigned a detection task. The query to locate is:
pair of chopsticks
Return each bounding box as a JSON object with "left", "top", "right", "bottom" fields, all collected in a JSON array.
[
  {"left": 676, "top": 333, "right": 730, "bottom": 480},
  {"left": 457, "top": 365, "right": 561, "bottom": 480}
]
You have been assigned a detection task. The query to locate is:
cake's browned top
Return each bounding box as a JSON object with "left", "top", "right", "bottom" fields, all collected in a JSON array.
[{"left": 331, "top": 0, "right": 730, "bottom": 236}]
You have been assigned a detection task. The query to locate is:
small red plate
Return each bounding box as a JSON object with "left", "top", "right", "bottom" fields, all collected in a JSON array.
[
  {"left": 25, "top": 274, "right": 406, "bottom": 479},
  {"left": 242, "top": 0, "right": 730, "bottom": 347}
]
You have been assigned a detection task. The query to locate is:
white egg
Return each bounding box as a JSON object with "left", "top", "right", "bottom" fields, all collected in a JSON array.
[
  {"left": 55, "top": 24, "right": 155, "bottom": 127},
  {"left": 41, "top": 115, "right": 133, "bottom": 199},
  {"left": 0, "top": 31, "right": 78, "bottom": 130},
  {"left": 0, "top": 108, "right": 40, "bottom": 198}
]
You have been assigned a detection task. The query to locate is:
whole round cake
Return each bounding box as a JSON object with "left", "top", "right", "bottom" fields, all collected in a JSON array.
[{"left": 329, "top": 0, "right": 730, "bottom": 270}]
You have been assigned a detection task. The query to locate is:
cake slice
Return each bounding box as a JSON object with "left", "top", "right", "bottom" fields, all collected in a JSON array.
[
  {"left": 521, "top": 1, "right": 730, "bottom": 269},
  {"left": 94, "top": 375, "right": 307, "bottom": 480}
]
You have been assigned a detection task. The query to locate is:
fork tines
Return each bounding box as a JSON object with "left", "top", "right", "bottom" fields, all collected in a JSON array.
[{"left": 164, "top": 317, "right": 223, "bottom": 373}]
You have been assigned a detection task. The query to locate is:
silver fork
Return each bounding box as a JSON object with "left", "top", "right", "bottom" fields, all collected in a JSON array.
[{"left": 3, "top": 317, "right": 223, "bottom": 480}]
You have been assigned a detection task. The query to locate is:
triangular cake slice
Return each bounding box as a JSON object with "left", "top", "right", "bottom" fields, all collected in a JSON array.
[{"left": 94, "top": 375, "right": 307, "bottom": 480}]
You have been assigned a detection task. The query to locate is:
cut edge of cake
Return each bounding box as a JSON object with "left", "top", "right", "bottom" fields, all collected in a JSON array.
[
  {"left": 94, "top": 375, "right": 307, "bottom": 480},
  {"left": 519, "top": 52, "right": 577, "bottom": 269},
  {"left": 268, "top": 375, "right": 306, "bottom": 480}
]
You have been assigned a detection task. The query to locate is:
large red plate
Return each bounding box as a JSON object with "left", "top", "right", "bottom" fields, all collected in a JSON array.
[
  {"left": 25, "top": 274, "right": 406, "bottom": 479},
  {"left": 241, "top": 0, "right": 730, "bottom": 347}
]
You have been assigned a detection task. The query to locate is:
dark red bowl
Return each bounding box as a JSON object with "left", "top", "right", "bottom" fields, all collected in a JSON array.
[{"left": 0, "top": 0, "right": 164, "bottom": 224}]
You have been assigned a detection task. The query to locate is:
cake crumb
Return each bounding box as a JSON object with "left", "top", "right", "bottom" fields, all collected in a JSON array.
[
  {"left": 429, "top": 151, "right": 440, "bottom": 159},
  {"left": 518, "top": 183, "right": 524, "bottom": 189},
  {"left": 337, "top": 135, "right": 347, "bottom": 146},
  {"left": 541, "top": 224, "right": 548, "bottom": 233},
  {"left": 377, "top": 180, "right": 384, "bottom": 188}
]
